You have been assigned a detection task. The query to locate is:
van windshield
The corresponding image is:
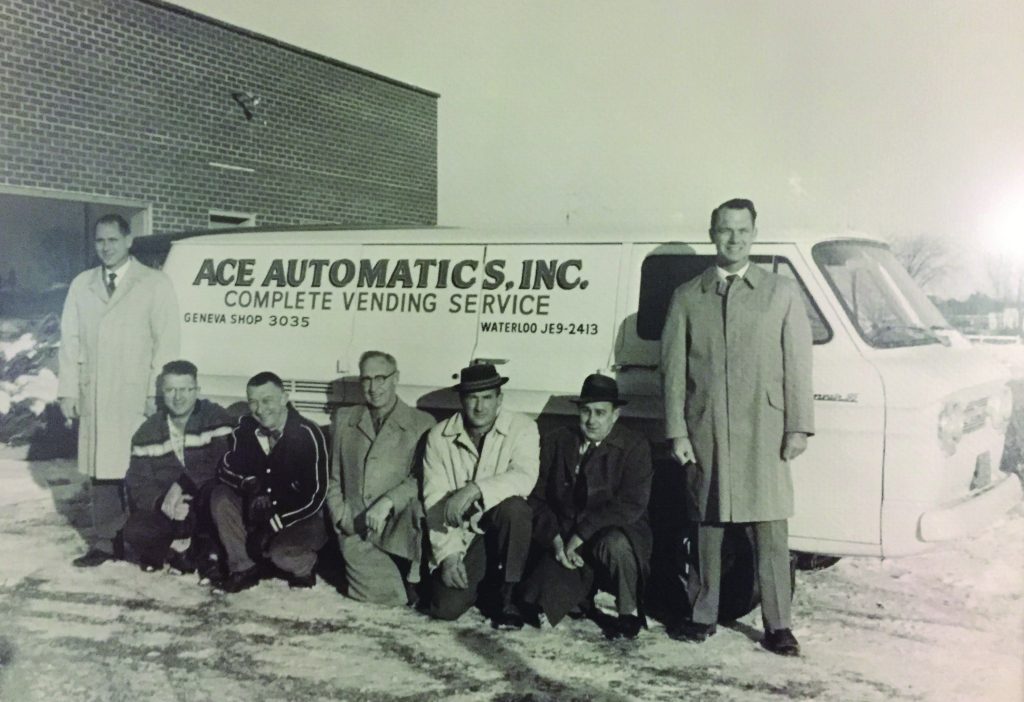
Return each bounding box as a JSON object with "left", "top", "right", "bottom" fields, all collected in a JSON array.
[{"left": 812, "top": 241, "right": 949, "bottom": 349}]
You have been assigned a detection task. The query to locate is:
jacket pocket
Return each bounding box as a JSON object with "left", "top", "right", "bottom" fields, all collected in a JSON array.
[{"left": 766, "top": 385, "right": 785, "bottom": 411}]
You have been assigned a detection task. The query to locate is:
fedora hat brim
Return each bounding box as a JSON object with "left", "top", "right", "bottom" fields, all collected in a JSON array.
[{"left": 454, "top": 376, "right": 510, "bottom": 394}]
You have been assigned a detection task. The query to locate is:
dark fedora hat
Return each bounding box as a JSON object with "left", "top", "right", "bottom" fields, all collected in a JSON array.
[
  {"left": 571, "top": 373, "right": 627, "bottom": 406},
  {"left": 453, "top": 363, "right": 509, "bottom": 394}
]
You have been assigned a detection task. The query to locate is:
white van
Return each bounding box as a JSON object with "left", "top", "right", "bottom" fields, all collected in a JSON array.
[{"left": 158, "top": 226, "right": 1021, "bottom": 566}]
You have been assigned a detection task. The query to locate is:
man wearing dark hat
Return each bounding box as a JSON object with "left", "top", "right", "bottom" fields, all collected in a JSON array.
[
  {"left": 521, "top": 374, "right": 653, "bottom": 639},
  {"left": 123, "top": 360, "right": 233, "bottom": 576},
  {"left": 421, "top": 363, "right": 540, "bottom": 628}
]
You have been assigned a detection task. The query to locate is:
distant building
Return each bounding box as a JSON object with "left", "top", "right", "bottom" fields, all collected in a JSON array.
[{"left": 0, "top": 0, "right": 438, "bottom": 312}]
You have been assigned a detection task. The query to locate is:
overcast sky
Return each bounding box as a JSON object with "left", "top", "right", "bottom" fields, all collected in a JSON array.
[{"left": 171, "top": 0, "right": 1024, "bottom": 297}]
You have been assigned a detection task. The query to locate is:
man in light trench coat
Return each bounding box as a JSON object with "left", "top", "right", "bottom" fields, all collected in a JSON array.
[
  {"left": 661, "top": 198, "right": 814, "bottom": 656},
  {"left": 58, "top": 214, "right": 180, "bottom": 567}
]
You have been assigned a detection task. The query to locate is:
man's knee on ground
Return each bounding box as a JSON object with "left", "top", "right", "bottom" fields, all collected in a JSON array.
[{"left": 429, "top": 591, "right": 474, "bottom": 621}]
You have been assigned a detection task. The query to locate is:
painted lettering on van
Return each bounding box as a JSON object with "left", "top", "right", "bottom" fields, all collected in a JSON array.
[{"left": 191, "top": 258, "right": 588, "bottom": 292}]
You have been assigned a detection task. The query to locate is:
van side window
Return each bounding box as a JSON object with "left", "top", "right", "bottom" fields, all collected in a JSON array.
[{"left": 636, "top": 254, "right": 832, "bottom": 343}]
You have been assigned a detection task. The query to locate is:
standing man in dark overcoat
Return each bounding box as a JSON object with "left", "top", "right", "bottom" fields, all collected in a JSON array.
[{"left": 661, "top": 198, "right": 814, "bottom": 656}]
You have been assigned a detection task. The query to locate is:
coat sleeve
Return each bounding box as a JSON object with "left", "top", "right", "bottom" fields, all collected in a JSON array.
[
  {"left": 124, "top": 454, "right": 164, "bottom": 512},
  {"left": 474, "top": 418, "right": 540, "bottom": 511},
  {"left": 422, "top": 429, "right": 463, "bottom": 570},
  {"left": 528, "top": 432, "right": 561, "bottom": 547},
  {"left": 325, "top": 414, "right": 352, "bottom": 533},
  {"left": 57, "top": 278, "right": 82, "bottom": 398},
  {"left": 781, "top": 280, "right": 815, "bottom": 436},
  {"left": 575, "top": 437, "right": 653, "bottom": 543},
  {"left": 218, "top": 419, "right": 252, "bottom": 490},
  {"left": 180, "top": 405, "right": 234, "bottom": 493},
  {"left": 661, "top": 286, "right": 689, "bottom": 440},
  {"left": 273, "top": 423, "right": 329, "bottom": 532},
  {"left": 147, "top": 272, "right": 180, "bottom": 395},
  {"left": 383, "top": 415, "right": 433, "bottom": 513}
]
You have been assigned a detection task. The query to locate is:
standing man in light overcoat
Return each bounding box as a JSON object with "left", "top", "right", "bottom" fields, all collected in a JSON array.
[
  {"left": 660, "top": 198, "right": 814, "bottom": 655},
  {"left": 58, "top": 213, "right": 180, "bottom": 567}
]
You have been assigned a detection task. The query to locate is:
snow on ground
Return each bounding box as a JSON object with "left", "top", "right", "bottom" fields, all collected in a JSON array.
[{"left": 0, "top": 450, "right": 1021, "bottom": 702}]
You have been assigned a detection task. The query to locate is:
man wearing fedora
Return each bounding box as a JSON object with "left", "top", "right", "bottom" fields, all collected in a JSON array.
[
  {"left": 421, "top": 363, "right": 540, "bottom": 628},
  {"left": 521, "top": 374, "right": 653, "bottom": 639},
  {"left": 661, "top": 198, "right": 814, "bottom": 656}
]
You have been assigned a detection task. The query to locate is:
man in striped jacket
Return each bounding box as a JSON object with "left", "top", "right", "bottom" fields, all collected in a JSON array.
[
  {"left": 210, "top": 371, "right": 329, "bottom": 593},
  {"left": 123, "top": 360, "right": 233, "bottom": 575}
]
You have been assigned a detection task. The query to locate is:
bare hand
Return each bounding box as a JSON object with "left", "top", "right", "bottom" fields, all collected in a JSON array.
[
  {"left": 671, "top": 437, "right": 695, "bottom": 465},
  {"left": 782, "top": 432, "right": 809, "bottom": 461},
  {"left": 440, "top": 554, "right": 469, "bottom": 589},
  {"left": 364, "top": 496, "right": 394, "bottom": 534},
  {"left": 552, "top": 534, "right": 575, "bottom": 570},
  {"left": 59, "top": 397, "right": 78, "bottom": 422},
  {"left": 564, "top": 534, "right": 585, "bottom": 569},
  {"left": 444, "top": 483, "right": 482, "bottom": 527},
  {"left": 160, "top": 482, "right": 190, "bottom": 520}
]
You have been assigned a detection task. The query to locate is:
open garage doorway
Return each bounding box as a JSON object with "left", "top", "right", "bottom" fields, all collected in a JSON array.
[{"left": 0, "top": 189, "right": 150, "bottom": 318}]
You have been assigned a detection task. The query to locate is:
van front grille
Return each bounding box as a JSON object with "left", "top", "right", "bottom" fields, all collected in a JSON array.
[{"left": 288, "top": 379, "right": 332, "bottom": 395}]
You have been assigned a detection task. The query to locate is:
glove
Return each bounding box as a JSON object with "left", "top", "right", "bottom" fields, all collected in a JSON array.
[
  {"left": 239, "top": 475, "right": 262, "bottom": 497},
  {"left": 247, "top": 495, "right": 274, "bottom": 524}
]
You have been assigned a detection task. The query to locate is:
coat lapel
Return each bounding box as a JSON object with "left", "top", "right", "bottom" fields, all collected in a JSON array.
[
  {"left": 108, "top": 258, "right": 141, "bottom": 307},
  {"left": 87, "top": 267, "right": 108, "bottom": 304}
]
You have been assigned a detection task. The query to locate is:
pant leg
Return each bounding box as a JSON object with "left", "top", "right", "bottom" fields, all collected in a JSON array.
[
  {"left": 481, "top": 496, "right": 532, "bottom": 583},
  {"left": 587, "top": 527, "right": 640, "bottom": 616},
  {"left": 339, "top": 535, "right": 408, "bottom": 605},
  {"left": 520, "top": 551, "right": 591, "bottom": 626},
  {"left": 268, "top": 512, "right": 329, "bottom": 578},
  {"left": 429, "top": 534, "right": 487, "bottom": 621},
  {"left": 752, "top": 519, "right": 791, "bottom": 631},
  {"left": 687, "top": 522, "right": 724, "bottom": 625},
  {"left": 208, "top": 484, "right": 255, "bottom": 573},
  {"left": 91, "top": 479, "right": 126, "bottom": 555},
  {"left": 122, "top": 509, "right": 174, "bottom": 566}
]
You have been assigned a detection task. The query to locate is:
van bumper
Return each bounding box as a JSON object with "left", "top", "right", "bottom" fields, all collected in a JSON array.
[{"left": 918, "top": 475, "right": 1023, "bottom": 542}]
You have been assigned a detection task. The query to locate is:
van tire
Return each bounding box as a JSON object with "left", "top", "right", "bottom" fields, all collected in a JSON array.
[{"left": 794, "top": 552, "right": 841, "bottom": 571}]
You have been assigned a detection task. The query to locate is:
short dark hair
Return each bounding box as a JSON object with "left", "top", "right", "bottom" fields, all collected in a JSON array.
[
  {"left": 710, "top": 198, "right": 757, "bottom": 230},
  {"left": 247, "top": 371, "right": 285, "bottom": 390},
  {"left": 359, "top": 350, "right": 397, "bottom": 370},
  {"left": 95, "top": 213, "right": 131, "bottom": 236},
  {"left": 161, "top": 359, "right": 198, "bottom": 381}
]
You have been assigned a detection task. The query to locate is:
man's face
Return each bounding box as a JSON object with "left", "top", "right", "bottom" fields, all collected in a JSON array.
[
  {"left": 94, "top": 221, "right": 133, "bottom": 270},
  {"left": 710, "top": 207, "right": 756, "bottom": 269},
  {"left": 579, "top": 401, "right": 619, "bottom": 443},
  {"left": 161, "top": 373, "right": 199, "bottom": 419},
  {"left": 247, "top": 382, "right": 289, "bottom": 431},
  {"left": 360, "top": 356, "right": 398, "bottom": 410},
  {"left": 460, "top": 388, "right": 502, "bottom": 430}
]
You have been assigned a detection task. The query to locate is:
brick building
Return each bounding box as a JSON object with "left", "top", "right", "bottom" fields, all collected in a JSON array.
[{"left": 0, "top": 0, "right": 438, "bottom": 310}]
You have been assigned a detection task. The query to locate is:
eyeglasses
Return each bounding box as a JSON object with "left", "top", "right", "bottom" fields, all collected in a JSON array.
[{"left": 359, "top": 370, "right": 397, "bottom": 386}]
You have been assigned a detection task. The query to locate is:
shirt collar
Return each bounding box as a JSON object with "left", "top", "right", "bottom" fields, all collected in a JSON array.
[
  {"left": 104, "top": 258, "right": 131, "bottom": 281},
  {"left": 716, "top": 262, "right": 749, "bottom": 281}
]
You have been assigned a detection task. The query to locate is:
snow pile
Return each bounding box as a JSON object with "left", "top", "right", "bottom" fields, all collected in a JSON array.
[{"left": 0, "top": 316, "right": 69, "bottom": 450}]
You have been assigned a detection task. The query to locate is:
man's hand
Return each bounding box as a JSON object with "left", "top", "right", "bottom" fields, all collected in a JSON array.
[
  {"left": 564, "top": 534, "right": 585, "bottom": 569},
  {"left": 160, "top": 482, "right": 191, "bottom": 521},
  {"left": 248, "top": 495, "right": 274, "bottom": 524},
  {"left": 782, "top": 432, "right": 809, "bottom": 461},
  {"left": 363, "top": 496, "right": 394, "bottom": 534},
  {"left": 552, "top": 534, "right": 573, "bottom": 570},
  {"left": 439, "top": 553, "right": 469, "bottom": 590},
  {"left": 239, "top": 475, "right": 262, "bottom": 497},
  {"left": 671, "top": 437, "right": 695, "bottom": 465},
  {"left": 444, "top": 482, "right": 482, "bottom": 528},
  {"left": 145, "top": 396, "right": 158, "bottom": 417},
  {"left": 59, "top": 397, "right": 78, "bottom": 422}
]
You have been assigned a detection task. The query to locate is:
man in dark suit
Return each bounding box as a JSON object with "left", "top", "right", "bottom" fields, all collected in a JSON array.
[
  {"left": 521, "top": 374, "right": 653, "bottom": 640},
  {"left": 209, "top": 371, "right": 329, "bottom": 593},
  {"left": 661, "top": 198, "right": 814, "bottom": 655}
]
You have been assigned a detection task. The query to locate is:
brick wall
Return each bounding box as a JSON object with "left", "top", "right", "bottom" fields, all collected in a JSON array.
[{"left": 0, "top": 0, "right": 438, "bottom": 232}]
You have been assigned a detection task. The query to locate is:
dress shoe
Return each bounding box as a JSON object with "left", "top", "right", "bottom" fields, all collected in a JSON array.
[
  {"left": 167, "top": 549, "right": 197, "bottom": 575},
  {"left": 491, "top": 603, "right": 525, "bottom": 630},
  {"left": 612, "top": 614, "right": 644, "bottom": 640},
  {"left": 214, "top": 565, "right": 261, "bottom": 593},
  {"left": 761, "top": 628, "right": 800, "bottom": 656},
  {"left": 666, "top": 620, "right": 717, "bottom": 643},
  {"left": 72, "top": 549, "right": 116, "bottom": 568},
  {"left": 287, "top": 572, "right": 316, "bottom": 589}
]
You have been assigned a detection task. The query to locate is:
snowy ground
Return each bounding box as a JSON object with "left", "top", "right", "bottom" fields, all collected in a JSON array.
[{"left": 0, "top": 449, "right": 1021, "bottom": 702}]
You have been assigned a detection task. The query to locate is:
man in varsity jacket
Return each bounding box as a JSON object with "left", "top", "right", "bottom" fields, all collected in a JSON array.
[{"left": 209, "top": 371, "right": 329, "bottom": 593}]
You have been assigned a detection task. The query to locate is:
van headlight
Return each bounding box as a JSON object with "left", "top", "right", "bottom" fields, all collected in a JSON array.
[
  {"left": 938, "top": 401, "right": 965, "bottom": 456},
  {"left": 988, "top": 385, "right": 1015, "bottom": 433}
]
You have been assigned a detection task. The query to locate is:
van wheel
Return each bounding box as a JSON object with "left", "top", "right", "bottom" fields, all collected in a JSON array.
[{"left": 794, "top": 552, "right": 841, "bottom": 571}]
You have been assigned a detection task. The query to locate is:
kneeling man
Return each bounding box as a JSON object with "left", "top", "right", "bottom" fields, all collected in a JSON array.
[
  {"left": 210, "top": 372, "right": 329, "bottom": 593},
  {"left": 123, "top": 360, "right": 233, "bottom": 575},
  {"left": 326, "top": 351, "right": 435, "bottom": 605},
  {"left": 521, "top": 374, "right": 653, "bottom": 639},
  {"left": 422, "top": 364, "right": 539, "bottom": 628}
]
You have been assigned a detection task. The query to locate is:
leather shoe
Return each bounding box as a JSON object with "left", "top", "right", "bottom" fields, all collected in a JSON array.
[
  {"left": 491, "top": 603, "right": 525, "bottom": 631},
  {"left": 761, "top": 628, "right": 800, "bottom": 656},
  {"left": 72, "top": 549, "right": 116, "bottom": 568},
  {"left": 666, "top": 620, "right": 717, "bottom": 643},
  {"left": 610, "top": 614, "right": 644, "bottom": 640},
  {"left": 167, "top": 549, "right": 197, "bottom": 575},
  {"left": 214, "top": 565, "right": 261, "bottom": 593},
  {"left": 287, "top": 572, "right": 316, "bottom": 589}
]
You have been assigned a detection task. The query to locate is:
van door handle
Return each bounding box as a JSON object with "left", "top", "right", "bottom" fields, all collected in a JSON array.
[
  {"left": 472, "top": 358, "right": 509, "bottom": 366},
  {"left": 610, "top": 363, "right": 659, "bottom": 372}
]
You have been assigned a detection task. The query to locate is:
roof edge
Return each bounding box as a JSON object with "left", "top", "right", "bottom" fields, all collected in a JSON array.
[{"left": 141, "top": 0, "right": 440, "bottom": 98}]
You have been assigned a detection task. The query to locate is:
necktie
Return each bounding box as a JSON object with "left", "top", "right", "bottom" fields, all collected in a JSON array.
[
  {"left": 576, "top": 441, "right": 595, "bottom": 475},
  {"left": 258, "top": 427, "right": 282, "bottom": 450},
  {"left": 372, "top": 413, "right": 383, "bottom": 434},
  {"left": 106, "top": 272, "right": 116, "bottom": 297},
  {"left": 722, "top": 274, "right": 738, "bottom": 327}
]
